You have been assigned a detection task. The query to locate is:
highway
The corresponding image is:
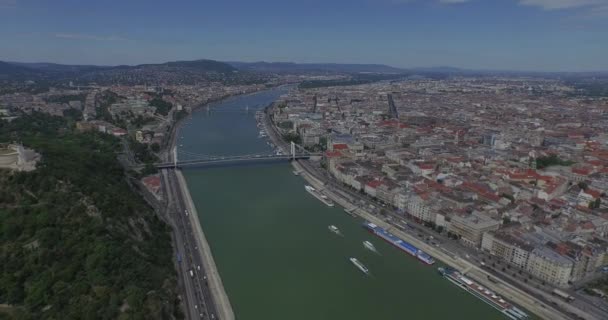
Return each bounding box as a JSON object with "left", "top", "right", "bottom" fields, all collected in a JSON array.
[{"left": 161, "top": 168, "right": 219, "bottom": 320}]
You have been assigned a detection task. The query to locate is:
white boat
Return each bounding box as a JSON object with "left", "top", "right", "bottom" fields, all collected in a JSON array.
[
  {"left": 363, "top": 241, "right": 377, "bottom": 253},
  {"left": 349, "top": 257, "right": 369, "bottom": 275},
  {"left": 305, "top": 185, "right": 335, "bottom": 207},
  {"left": 328, "top": 225, "right": 341, "bottom": 235}
]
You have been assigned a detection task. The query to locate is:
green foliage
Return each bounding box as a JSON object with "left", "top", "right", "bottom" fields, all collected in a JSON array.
[
  {"left": 141, "top": 163, "right": 159, "bottom": 177},
  {"left": 282, "top": 132, "right": 301, "bottom": 144},
  {"left": 150, "top": 98, "right": 172, "bottom": 116},
  {"left": 128, "top": 138, "right": 159, "bottom": 164},
  {"left": 95, "top": 90, "right": 121, "bottom": 124},
  {"left": 277, "top": 121, "right": 293, "bottom": 129},
  {"left": 173, "top": 110, "right": 188, "bottom": 122},
  {"left": 589, "top": 198, "right": 601, "bottom": 209},
  {"left": 535, "top": 154, "right": 575, "bottom": 169},
  {"left": 45, "top": 93, "right": 87, "bottom": 105},
  {"left": 150, "top": 143, "right": 160, "bottom": 153},
  {"left": 131, "top": 115, "right": 155, "bottom": 128},
  {"left": 0, "top": 113, "right": 178, "bottom": 319},
  {"left": 501, "top": 193, "right": 515, "bottom": 202}
]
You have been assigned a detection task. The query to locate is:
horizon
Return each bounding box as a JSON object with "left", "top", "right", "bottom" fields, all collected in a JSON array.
[
  {"left": 5, "top": 58, "right": 608, "bottom": 74},
  {"left": 1, "top": 0, "right": 607, "bottom": 72}
]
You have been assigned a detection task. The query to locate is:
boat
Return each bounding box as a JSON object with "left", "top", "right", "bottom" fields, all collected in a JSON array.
[
  {"left": 363, "top": 222, "right": 435, "bottom": 265},
  {"left": 292, "top": 170, "right": 300, "bottom": 176},
  {"left": 349, "top": 257, "right": 369, "bottom": 275},
  {"left": 328, "top": 225, "right": 341, "bottom": 235},
  {"left": 438, "top": 267, "right": 529, "bottom": 320},
  {"left": 304, "top": 185, "right": 334, "bottom": 207},
  {"left": 363, "top": 241, "right": 377, "bottom": 253}
]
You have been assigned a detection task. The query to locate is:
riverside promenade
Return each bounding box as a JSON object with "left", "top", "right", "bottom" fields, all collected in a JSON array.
[{"left": 175, "top": 170, "right": 235, "bottom": 320}]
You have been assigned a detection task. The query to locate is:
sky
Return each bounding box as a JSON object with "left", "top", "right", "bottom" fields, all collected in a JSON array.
[{"left": 1, "top": 0, "right": 607, "bottom": 71}]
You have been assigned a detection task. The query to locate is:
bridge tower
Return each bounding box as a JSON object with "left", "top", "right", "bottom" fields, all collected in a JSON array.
[
  {"left": 173, "top": 146, "right": 178, "bottom": 168},
  {"left": 291, "top": 142, "right": 296, "bottom": 161}
]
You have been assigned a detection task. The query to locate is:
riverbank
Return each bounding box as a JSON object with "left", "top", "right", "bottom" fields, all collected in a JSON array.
[
  {"left": 175, "top": 169, "right": 235, "bottom": 320},
  {"left": 260, "top": 103, "right": 572, "bottom": 320},
  {"left": 293, "top": 159, "right": 570, "bottom": 319}
]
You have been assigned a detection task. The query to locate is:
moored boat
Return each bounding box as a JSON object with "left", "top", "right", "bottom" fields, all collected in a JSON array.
[
  {"left": 363, "top": 222, "right": 435, "bottom": 265},
  {"left": 304, "top": 185, "right": 335, "bottom": 207},
  {"left": 437, "top": 267, "right": 529, "bottom": 320}
]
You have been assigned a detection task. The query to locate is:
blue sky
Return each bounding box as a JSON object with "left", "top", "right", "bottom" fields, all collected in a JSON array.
[{"left": 1, "top": 0, "right": 607, "bottom": 71}]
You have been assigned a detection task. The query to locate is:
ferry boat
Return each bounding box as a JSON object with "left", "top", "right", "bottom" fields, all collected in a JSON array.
[
  {"left": 349, "top": 257, "right": 369, "bottom": 275},
  {"left": 438, "top": 267, "right": 529, "bottom": 320},
  {"left": 304, "top": 185, "right": 335, "bottom": 207},
  {"left": 363, "top": 241, "right": 377, "bottom": 253},
  {"left": 363, "top": 222, "right": 435, "bottom": 265},
  {"left": 328, "top": 225, "right": 341, "bottom": 235}
]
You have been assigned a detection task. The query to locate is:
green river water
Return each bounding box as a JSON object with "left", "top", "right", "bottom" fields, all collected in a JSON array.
[{"left": 179, "top": 88, "right": 503, "bottom": 320}]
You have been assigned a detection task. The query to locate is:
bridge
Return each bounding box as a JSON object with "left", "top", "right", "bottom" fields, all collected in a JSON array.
[{"left": 157, "top": 142, "right": 321, "bottom": 169}]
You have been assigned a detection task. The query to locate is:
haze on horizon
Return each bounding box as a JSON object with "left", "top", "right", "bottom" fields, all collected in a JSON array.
[{"left": 1, "top": 0, "right": 607, "bottom": 72}]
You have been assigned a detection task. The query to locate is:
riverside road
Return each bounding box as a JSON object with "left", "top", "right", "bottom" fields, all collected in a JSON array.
[{"left": 162, "top": 168, "right": 219, "bottom": 320}]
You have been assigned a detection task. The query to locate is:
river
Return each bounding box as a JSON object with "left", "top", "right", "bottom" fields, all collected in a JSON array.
[{"left": 178, "top": 87, "right": 503, "bottom": 320}]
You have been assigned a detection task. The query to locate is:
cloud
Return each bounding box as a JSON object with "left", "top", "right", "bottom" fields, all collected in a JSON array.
[
  {"left": 518, "top": 0, "right": 607, "bottom": 10},
  {"left": 54, "top": 33, "right": 129, "bottom": 41}
]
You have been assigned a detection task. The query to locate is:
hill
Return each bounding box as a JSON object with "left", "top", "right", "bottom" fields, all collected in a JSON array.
[
  {"left": 0, "top": 112, "right": 180, "bottom": 319},
  {"left": 0, "top": 61, "right": 36, "bottom": 79},
  {"left": 228, "top": 61, "right": 406, "bottom": 74},
  {"left": 1, "top": 59, "right": 245, "bottom": 85}
]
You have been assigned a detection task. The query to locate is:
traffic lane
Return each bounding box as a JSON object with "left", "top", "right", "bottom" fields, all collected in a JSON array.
[
  {"left": 168, "top": 171, "right": 219, "bottom": 319},
  {"left": 164, "top": 169, "right": 204, "bottom": 320}
]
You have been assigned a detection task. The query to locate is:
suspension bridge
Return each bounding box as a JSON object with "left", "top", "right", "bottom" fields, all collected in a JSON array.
[{"left": 156, "top": 142, "right": 321, "bottom": 169}]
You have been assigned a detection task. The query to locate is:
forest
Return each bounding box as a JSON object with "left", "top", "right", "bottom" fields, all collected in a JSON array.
[{"left": 0, "top": 112, "right": 180, "bottom": 319}]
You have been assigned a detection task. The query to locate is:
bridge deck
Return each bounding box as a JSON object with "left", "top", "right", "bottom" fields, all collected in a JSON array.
[{"left": 156, "top": 154, "right": 317, "bottom": 169}]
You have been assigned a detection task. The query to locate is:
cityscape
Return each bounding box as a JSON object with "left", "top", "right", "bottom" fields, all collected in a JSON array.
[{"left": 2, "top": 1, "right": 608, "bottom": 320}]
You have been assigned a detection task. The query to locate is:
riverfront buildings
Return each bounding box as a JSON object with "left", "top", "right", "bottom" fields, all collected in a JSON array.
[{"left": 272, "top": 78, "right": 608, "bottom": 290}]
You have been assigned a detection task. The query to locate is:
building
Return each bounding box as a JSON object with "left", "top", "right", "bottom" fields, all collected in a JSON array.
[
  {"left": 526, "top": 247, "right": 573, "bottom": 287},
  {"left": 448, "top": 211, "right": 500, "bottom": 247},
  {"left": 481, "top": 231, "right": 533, "bottom": 269}
]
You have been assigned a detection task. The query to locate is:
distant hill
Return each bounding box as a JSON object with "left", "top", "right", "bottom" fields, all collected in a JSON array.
[
  {"left": 228, "top": 61, "right": 406, "bottom": 74},
  {"left": 161, "top": 59, "right": 236, "bottom": 73},
  {"left": 1, "top": 59, "right": 243, "bottom": 85},
  {"left": 0, "top": 61, "right": 36, "bottom": 79}
]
